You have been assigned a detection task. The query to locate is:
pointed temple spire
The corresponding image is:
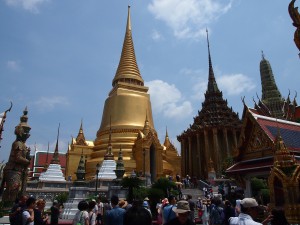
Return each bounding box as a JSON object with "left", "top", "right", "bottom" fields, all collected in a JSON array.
[
  {"left": 112, "top": 5, "right": 144, "bottom": 87},
  {"left": 75, "top": 119, "right": 87, "bottom": 146},
  {"left": 75, "top": 150, "right": 86, "bottom": 181},
  {"left": 51, "top": 124, "right": 60, "bottom": 164},
  {"left": 114, "top": 145, "right": 125, "bottom": 180},
  {"left": 206, "top": 29, "right": 219, "bottom": 93},
  {"left": 259, "top": 52, "right": 284, "bottom": 118},
  {"left": 104, "top": 116, "right": 114, "bottom": 160}
]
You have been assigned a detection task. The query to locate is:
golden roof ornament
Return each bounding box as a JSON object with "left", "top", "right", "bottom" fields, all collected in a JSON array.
[
  {"left": 75, "top": 120, "right": 87, "bottom": 146},
  {"left": 143, "top": 112, "right": 150, "bottom": 136},
  {"left": 273, "top": 129, "right": 297, "bottom": 169},
  {"left": 112, "top": 5, "right": 144, "bottom": 87}
]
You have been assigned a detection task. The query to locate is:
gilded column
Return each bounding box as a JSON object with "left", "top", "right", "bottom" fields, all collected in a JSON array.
[
  {"left": 204, "top": 129, "right": 209, "bottom": 179},
  {"left": 213, "top": 128, "right": 220, "bottom": 174},
  {"left": 223, "top": 128, "right": 229, "bottom": 157},
  {"left": 196, "top": 133, "right": 201, "bottom": 178},
  {"left": 188, "top": 136, "right": 192, "bottom": 176}
]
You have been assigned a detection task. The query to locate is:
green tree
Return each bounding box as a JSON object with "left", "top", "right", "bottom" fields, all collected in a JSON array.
[
  {"left": 121, "top": 176, "right": 143, "bottom": 203},
  {"left": 54, "top": 192, "right": 69, "bottom": 205},
  {"left": 152, "top": 177, "right": 176, "bottom": 197}
]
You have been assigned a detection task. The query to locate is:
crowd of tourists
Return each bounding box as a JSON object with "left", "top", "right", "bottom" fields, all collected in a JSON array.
[
  {"left": 8, "top": 190, "right": 291, "bottom": 225},
  {"left": 69, "top": 194, "right": 290, "bottom": 225},
  {"left": 9, "top": 195, "right": 61, "bottom": 225}
]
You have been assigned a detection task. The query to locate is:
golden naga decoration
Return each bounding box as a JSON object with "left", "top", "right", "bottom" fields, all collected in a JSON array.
[{"left": 288, "top": 0, "right": 300, "bottom": 56}]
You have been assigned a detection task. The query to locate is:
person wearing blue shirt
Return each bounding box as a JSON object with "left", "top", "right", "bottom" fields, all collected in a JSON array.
[
  {"left": 104, "top": 195, "right": 125, "bottom": 225},
  {"left": 163, "top": 195, "right": 177, "bottom": 224}
]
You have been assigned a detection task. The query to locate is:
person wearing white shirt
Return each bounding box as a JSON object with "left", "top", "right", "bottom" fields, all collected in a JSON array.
[
  {"left": 22, "top": 197, "right": 36, "bottom": 225},
  {"left": 229, "top": 198, "right": 272, "bottom": 225}
]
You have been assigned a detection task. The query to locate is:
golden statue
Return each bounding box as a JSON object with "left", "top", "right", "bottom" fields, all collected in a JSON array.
[
  {"left": 288, "top": 0, "right": 300, "bottom": 56},
  {"left": 1, "top": 107, "right": 31, "bottom": 206}
]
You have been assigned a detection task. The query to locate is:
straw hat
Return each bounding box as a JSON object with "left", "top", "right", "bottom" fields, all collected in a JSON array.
[{"left": 118, "top": 200, "right": 128, "bottom": 209}]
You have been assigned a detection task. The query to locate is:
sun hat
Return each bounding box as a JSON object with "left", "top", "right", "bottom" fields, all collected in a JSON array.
[
  {"left": 173, "top": 200, "right": 190, "bottom": 214},
  {"left": 240, "top": 198, "right": 258, "bottom": 208},
  {"left": 144, "top": 197, "right": 149, "bottom": 201}
]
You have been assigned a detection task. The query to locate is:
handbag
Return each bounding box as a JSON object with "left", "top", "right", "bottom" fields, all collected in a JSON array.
[{"left": 76, "top": 212, "right": 83, "bottom": 225}]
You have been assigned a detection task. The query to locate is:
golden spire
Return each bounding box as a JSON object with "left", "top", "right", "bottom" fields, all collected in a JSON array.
[{"left": 112, "top": 6, "right": 144, "bottom": 87}]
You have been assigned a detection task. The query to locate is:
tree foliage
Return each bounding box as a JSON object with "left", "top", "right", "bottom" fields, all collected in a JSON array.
[{"left": 152, "top": 177, "right": 176, "bottom": 197}]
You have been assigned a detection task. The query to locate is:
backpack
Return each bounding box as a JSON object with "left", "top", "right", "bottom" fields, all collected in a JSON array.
[{"left": 212, "top": 206, "right": 224, "bottom": 225}]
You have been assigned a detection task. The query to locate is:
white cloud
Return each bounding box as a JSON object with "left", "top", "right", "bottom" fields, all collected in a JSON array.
[
  {"left": 151, "top": 29, "right": 163, "bottom": 41},
  {"left": 148, "top": 0, "right": 232, "bottom": 40},
  {"left": 6, "top": 60, "right": 21, "bottom": 72},
  {"left": 5, "top": 0, "right": 48, "bottom": 13},
  {"left": 34, "top": 96, "right": 70, "bottom": 111},
  {"left": 218, "top": 73, "right": 256, "bottom": 95},
  {"left": 146, "top": 80, "right": 193, "bottom": 119}
]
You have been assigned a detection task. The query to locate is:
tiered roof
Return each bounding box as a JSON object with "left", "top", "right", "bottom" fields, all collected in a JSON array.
[{"left": 178, "top": 31, "right": 241, "bottom": 139}]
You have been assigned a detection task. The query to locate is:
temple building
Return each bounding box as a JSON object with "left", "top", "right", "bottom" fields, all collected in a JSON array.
[
  {"left": 66, "top": 6, "right": 180, "bottom": 182},
  {"left": 226, "top": 102, "right": 300, "bottom": 197},
  {"left": 177, "top": 31, "right": 242, "bottom": 179}
]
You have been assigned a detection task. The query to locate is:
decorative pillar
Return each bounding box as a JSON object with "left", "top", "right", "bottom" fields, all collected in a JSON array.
[
  {"left": 213, "top": 128, "right": 220, "bottom": 174},
  {"left": 233, "top": 130, "right": 238, "bottom": 150},
  {"left": 181, "top": 140, "right": 186, "bottom": 176},
  {"left": 188, "top": 136, "right": 192, "bottom": 176},
  {"left": 196, "top": 133, "right": 201, "bottom": 178},
  {"left": 204, "top": 129, "right": 209, "bottom": 179},
  {"left": 223, "top": 128, "right": 230, "bottom": 157}
]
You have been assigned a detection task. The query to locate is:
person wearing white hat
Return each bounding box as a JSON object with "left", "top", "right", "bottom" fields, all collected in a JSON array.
[
  {"left": 229, "top": 198, "right": 272, "bottom": 225},
  {"left": 164, "top": 200, "right": 195, "bottom": 225}
]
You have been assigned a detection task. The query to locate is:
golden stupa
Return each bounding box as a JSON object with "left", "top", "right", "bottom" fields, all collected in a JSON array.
[{"left": 66, "top": 6, "right": 181, "bottom": 182}]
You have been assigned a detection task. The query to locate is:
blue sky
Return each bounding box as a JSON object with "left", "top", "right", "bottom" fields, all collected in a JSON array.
[{"left": 0, "top": 0, "right": 299, "bottom": 161}]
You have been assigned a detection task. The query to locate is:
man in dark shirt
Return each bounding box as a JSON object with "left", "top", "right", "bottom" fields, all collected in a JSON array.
[
  {"left": 9, "top": 195, "right": 28, "bottom": 225},
  {"left": 50, "top": 200, "right": 60, "bottom": 225},
  {"left": 165, "top": 200, "right": 195, "bottom": 225}
]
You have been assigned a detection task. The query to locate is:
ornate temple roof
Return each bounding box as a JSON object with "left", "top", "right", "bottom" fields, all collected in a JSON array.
[
  {"left": 112, "top": 6, "right": 144, "bottom": 87},
  {"left": 226, "top": 106, "right": 300, "bottom": 175},
  {"left": 178, "top": 31, "right": 241, "bottom": 139}
]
